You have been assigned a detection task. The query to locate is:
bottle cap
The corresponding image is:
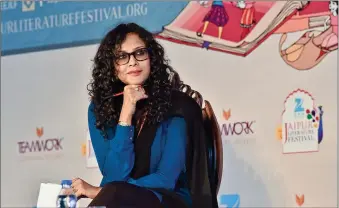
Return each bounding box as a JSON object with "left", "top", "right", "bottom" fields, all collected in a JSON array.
[{"left": 61, "top": 179, "right": 72, "bottom": 187}]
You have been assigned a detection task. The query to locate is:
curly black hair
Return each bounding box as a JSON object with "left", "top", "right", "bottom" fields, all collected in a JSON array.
[{"left": 87, "top": 23, "right": 182, "bottom": 138}]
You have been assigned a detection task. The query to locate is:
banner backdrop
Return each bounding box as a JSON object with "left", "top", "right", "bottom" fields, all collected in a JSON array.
[
  {"left": 1, "top": 1, "right": 337, "bottom": 207},
  {"left": 1, "top": 1, "right": 187, "bottom": 55}
]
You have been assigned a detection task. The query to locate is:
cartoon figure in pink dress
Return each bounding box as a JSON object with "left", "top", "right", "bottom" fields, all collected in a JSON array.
[
  {"left": 319, "top": 0, "right": 338, "bottom": 51},
  {"left": 279, "top": 1, "right": 338, "bottom": 70},
  {"left": 232, "top": 0, "right": 256, "bottom": 39},
  {"left": 196, "top": 1, "right": 229, "bottom": 39},
  {"left": 304, "top": 0, "right": 338, "bottom": 52}
]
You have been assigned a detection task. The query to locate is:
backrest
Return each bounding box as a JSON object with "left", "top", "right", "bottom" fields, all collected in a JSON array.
[{"left": 178, "top": 83, "right": 223, "bottom": 194}]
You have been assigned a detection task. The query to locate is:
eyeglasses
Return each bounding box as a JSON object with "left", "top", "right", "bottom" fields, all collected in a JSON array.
[{"left": 114, "top": 48, "right": 150, "bottom": 65}]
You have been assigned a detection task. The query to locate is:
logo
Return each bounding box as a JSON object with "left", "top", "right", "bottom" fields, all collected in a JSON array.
[
  {"left": 220, "top": 108, "right": 256, "bottom": 145},
  {"left": 279, "top": 89, "right": 324, "bottom": 154},
  {"left": 22, "top": 1, "right": 35, "bottom": 12},
  {"left": 85, "top": 129, "right": 98, "bottom": 168},
  {"left": 36, "top": 127, "right": 44, "bottom": 138},
  {"left": 17, "top": 126, "right": 64, "bottom": 161},
  {"left": 81, "top": 143, "right": 86, "bottom": 156},
  {"left": 296, "top": 194, "right": 304, "bottom": 206},
  {"left": 219, "top": 194, "right": 240, "bottom": 208},
  {"left": 21, "top": 0, "right": 57, "bottom": 12},
  {"left": 223, "top": 109, "right": 231, "bottom": 120}
]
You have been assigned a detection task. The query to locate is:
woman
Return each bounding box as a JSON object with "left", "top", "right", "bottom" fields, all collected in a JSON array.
[{"left": 71, "top": 23, "right": 216, "bottom": 208}]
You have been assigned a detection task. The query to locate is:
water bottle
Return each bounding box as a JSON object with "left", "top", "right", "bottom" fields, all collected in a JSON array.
[{"left": 56, "top": 179, "right": 77, "bottom": 208}]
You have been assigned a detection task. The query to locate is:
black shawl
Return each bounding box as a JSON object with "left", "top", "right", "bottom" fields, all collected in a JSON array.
[{"left": 130, "top": 90, "right": 218, "bottom": 208}]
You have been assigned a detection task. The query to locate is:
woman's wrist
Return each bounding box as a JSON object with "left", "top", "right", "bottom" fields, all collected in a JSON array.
[
  {"left": 89, "top": 186, "right": 102, "bottom": 199},
  {"left": 119, "top": 107, "right": 134, "bottom": 125},
  {"left": 118, "top": 121, "right": 131, "bottom": 126}
]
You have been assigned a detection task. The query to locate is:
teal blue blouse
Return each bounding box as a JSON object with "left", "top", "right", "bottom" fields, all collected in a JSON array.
[{"left": 88, "top": 103, "right": 192, "bottom": 206}]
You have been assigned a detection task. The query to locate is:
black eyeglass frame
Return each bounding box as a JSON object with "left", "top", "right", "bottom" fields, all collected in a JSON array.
[{"left": 113, "top": 48, "right": 151, "bottom": 66}]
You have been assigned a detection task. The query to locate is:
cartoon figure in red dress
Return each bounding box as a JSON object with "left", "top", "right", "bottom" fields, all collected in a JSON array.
[{"left": 232, "top": 0, "right": 256, "bottom": 40}]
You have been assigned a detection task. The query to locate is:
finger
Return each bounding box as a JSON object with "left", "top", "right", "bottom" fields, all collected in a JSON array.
[
  {"left": 140, "top": 87, "right": 146, "bottom": 94},
  {"left": 137, "top": 93, "right": 148, "bottom": 99},
  {"left": 72, "top": 179, "right": 80, "bottom": 186},
  {"left": 134, "top": 92, "right": 148, "bottom": 102},
  {"left": 133, "top": 86, "right": 143, "bottom": 92},
  {"left": 124, "top": 84, "right": 141, "bottom": 91},
  {"left": 71, "top": 182, "right": 79, "bottom": 191},
  {"left": 127, "top": 84, "right": 142, "bottom": 88},
  {"left": 72, "top": 178, "right": 79, "bottom": 183},
  {"left": 74, "top": 188, "right": 84, "bottom": 198},
  {"left": 72, "top": 184, "right": 83, "bottom": 194},
  {"left": 72, "top": 179, "right": 82, "bottom": 187},
  {"left": 75, "top": 192, "right": 82, "bottom": 198},
  {"left": 124, "top": 87, "right": 141, "bottom": 96},
  {"left": 130, "top": 88, "right": 145, "bottom": 97}
]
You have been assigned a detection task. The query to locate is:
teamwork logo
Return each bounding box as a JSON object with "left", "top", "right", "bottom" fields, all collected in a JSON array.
[
  {"left": 17, "top": 126, "right": 64, "bottom": 161},
  {"left": 220, "top": 108, "right": 256, "bottom": 145},
  {"left": 17, "top": 127, "right": 63, "bottom": 154},
  {"left": 277, "top": 89, "right": 324, "bottom": 154},
  {"left": 220, "top": 109, "right": 255, "bottom": 136}
]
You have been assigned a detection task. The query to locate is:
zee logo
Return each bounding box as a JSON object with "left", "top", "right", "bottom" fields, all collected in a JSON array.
[{"left": 219, "top": 194, "right": 240, "bottom": 208}]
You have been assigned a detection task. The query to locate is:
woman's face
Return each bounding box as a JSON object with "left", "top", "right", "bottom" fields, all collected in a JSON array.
[{"left": 114, "top": 33, "right": 151, "bottom": 86}]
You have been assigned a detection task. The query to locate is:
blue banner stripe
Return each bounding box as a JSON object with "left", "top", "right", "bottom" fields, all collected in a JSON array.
[{"left": 1, "top": 1, "right": 188, "bottom": 55}]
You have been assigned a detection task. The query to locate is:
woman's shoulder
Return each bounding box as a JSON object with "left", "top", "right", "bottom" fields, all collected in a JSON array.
[
  {"left": 88, "top": 99, "right": 95, "bottom": 108},
  {"left": 169, "top": 90, "right": 203, "bottom": 117},
  {"left": 171, "top": 90, "right": 201, "bottom": 107}
]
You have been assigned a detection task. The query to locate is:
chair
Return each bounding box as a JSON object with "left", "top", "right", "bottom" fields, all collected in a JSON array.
[{"left": 178, "top": 84, "right": 223, "bottom": 195}]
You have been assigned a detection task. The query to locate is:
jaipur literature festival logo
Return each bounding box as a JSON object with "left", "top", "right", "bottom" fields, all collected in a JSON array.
[
  {"left": 276, "top": 89, "right": 324, "bottom": 154},
  {"left": 17, "top": 126, "right": 64, "bottom": 161},
  {"left": 220, "top": 108, "right": 256, "bottom": 145}
]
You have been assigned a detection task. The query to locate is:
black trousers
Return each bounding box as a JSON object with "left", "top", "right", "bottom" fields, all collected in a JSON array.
[{"left": 88, "top": 182, "right": 163, "bottom": 208}]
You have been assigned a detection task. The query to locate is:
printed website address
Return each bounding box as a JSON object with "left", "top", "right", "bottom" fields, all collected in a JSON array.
[{"left": 1, "top": 3, "right": 148, "bottom": 34}]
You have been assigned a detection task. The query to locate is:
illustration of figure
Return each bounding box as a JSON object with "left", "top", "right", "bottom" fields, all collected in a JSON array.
[
  {"left": 232, "top": 0, "right": 256, "bottom": 39},
  {"left": 317, "top": 0, "right": 338, "bottom": 51},
  {"left": 196, "top": 1, "right": 229, "bottom": 39},
  {"left": 317, "top": 106, "right": 324, "bottom": 144},
  {"left": 279, "top": 0, "right": 338, "bottom": 70},
  {"left": 295, "top": 0, "right": 310, "bottom": 16}
]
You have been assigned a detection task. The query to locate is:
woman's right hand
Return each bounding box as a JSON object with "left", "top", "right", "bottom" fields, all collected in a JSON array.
[
  {"left": 119, "top": 85, "right": 148, "bottom": 124},
  {"left": 71, "top": 178, "right": 101, "bottom": 199}
]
